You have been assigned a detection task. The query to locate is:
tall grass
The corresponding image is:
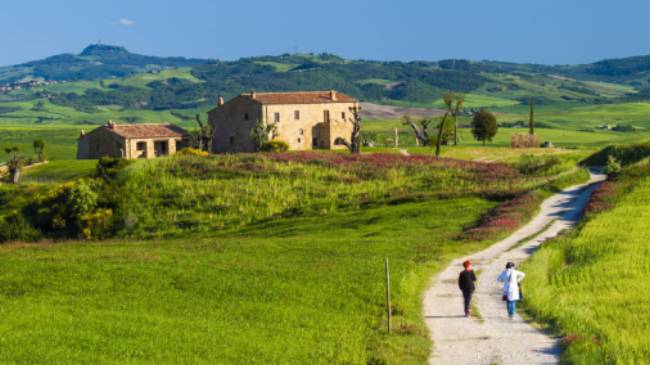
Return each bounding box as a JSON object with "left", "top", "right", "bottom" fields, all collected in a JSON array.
[
  {"left": 115, "top": 153, "right": 567, "bottom": 238},
  {"left": 522, "top": 171, "right": 650, "bottom": 364}
]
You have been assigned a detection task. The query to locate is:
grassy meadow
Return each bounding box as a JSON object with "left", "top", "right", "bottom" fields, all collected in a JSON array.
[
  {"left": 522, "top": 167, "right": 650, "bottom": 364},
  {"left": 0, "top": 152, "right": 589, "bottom": 364}
]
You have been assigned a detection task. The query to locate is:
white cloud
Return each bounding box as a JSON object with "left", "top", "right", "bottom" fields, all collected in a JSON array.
[{"left": 116, "top": 18, "right": 135, "bottom": 26}]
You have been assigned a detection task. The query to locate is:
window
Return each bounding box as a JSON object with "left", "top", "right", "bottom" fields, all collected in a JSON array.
[
  {"left": 297, "top": 138, "right": 302, "bottom": 144},
  {"left": 294, "top": 110, "right": 300, "bottom": 120},
  {"left": 136, "top": 142, "right": 146, "bottom": 151},
  {"left": 244, "top": 113, "right": 249, "bottom": 121},
  {"left": 341, "top": 112, "right": 346, "bottom": 120},
  {"left": 324, "top": 110, "right": 330, "bottom": 122},
  {"left": 298, "top": 128, "right": 304, "bottom": 136},
  {"left": 229, "top": 136, "right": 234, "bottom": 144},
  {"left": 274, "top": 112, "right": 280, "bottom": 123}
]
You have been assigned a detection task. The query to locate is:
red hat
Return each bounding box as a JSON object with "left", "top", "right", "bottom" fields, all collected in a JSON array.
[{"left": 463, "top": 260, "right": 471, "bottom": 268}]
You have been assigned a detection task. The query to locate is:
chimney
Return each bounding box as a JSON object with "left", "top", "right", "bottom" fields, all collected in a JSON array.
[
  {"left": 106, "top": 120, "right": 115, "bottom": 129},
  {"left": 218, "top": 96, "right": 224, "bottom": 106},
  {"left": 79, "top": 129, "right": 86, "bottom": 138},
  {"left": 330, "top": 89, "right": 337, "bottom": 101},
  {"left": 251, "top": 90, "right": 256, "bottom": 99}
]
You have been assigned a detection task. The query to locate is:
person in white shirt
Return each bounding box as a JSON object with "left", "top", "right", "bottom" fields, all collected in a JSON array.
[{"left": 497, "top": 262, "right": 525, "bottom": 319}]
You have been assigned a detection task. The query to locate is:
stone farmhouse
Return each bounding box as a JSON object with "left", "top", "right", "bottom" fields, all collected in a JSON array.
[
  {"left": 208, "top": 90, "right": 359, "bottom": 153},
  {"left": 77, "top": 121, "right": 190, "bottom": 160}
]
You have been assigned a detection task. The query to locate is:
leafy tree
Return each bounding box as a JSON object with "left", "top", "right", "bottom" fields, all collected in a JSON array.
[
  {"left": 471, "top": 109, "right": 498, "bottom": 145},
  {"left": 33, "top": 139, "right": 45, "bottom": 162},
  {"left": 250, "top": 119, "right": 278, "bottom": 152},
  {"left": 4, "top": 147, "right": 24, "bottom": 184},
  {"left": 443, "top": 92, "right": 464, "bottom": 145}
]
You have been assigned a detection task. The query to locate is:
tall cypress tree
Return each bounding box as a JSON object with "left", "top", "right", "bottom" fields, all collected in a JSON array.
[{"left": 529, "top": 98, "right": 535, "bottom": 136}]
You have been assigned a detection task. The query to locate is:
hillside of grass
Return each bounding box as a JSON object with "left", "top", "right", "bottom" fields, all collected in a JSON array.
[
  {"left": 7, "top": 45, "right": 650, "bottom": 118},
  {"left": 0, "top": 152, "right": 589, "bottom": 364},
  {"left": 522, "top": 165, "right": 650, "bottom": 364}
]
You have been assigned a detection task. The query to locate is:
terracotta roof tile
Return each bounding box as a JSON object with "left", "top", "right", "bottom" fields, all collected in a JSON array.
[
  {"left": 109, "top": 123, "right": 189, "bottom": 139},
  {"left": 244, "top": 90, "right": 357, "bottom": 105}
]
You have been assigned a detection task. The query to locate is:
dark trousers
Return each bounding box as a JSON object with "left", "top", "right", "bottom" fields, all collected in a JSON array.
[{"left": 462, "top": 290, "right": 473, "bottom": 314}]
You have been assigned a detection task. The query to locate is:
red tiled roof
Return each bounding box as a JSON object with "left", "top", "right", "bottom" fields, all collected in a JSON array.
[
  {"left": 109, "top": 123, "right": 188, "bottom": 139},
  {"left": 243, "top": 90, "right": 357, "bottom": 105}
]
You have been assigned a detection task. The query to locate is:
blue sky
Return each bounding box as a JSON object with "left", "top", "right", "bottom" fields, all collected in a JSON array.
[{"left": 1, "top": 0, "right": 650, "bottom": 66}]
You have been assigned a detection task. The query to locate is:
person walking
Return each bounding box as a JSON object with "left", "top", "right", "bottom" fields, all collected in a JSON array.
[
  {"left": 497, "top": 262, "right": 525, "bottom": 319},
  {"left": 458, "top": 260, "right": 477, "bottom": 317}
]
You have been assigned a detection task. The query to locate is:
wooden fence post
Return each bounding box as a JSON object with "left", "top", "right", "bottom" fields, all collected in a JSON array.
[
  {"left": 385, "top": 257, "right": 392, "bottom": 334},
  {"left": 393, "top": 128, "right": 399, "bottom": 148}
]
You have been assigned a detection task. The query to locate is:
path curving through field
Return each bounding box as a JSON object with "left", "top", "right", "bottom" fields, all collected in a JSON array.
[{"left": 423, "top": 171, "right": 606, "bottom": 365}]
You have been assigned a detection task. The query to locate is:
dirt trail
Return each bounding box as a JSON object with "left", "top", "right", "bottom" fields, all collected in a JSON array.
[{"left": 423, "top": 171, "right": 606, "bottom": 365}]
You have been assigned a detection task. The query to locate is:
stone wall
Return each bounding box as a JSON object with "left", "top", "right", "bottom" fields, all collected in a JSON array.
[
  {"left": 78, "top": 129, "right": 187, "bottom": 160},
  {"left": 209, "top": 97, "right": 358, "bottom": 152},
  {"left": 209, "top": 96, "right": 260, "bottom": 153},
  {"left": 264, "top": 102, "right": 356, "bottom": 150},
  {"left": 77, "top": 128, "right": 125, "bottom": 159}
]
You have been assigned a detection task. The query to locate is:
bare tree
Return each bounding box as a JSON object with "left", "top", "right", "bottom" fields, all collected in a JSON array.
[
  {"left": 434, "top": 112, "right": 451, "bottom": 158},
  {"left": 250, "top": 119, "right": 279, "bottom": 152},
  {"left": 336, "top": 105, "right": 362, "bottom": 154},
  {"left": 195, "top": 114, "right": 214, "bottom": 152},
  {"left": 401, "top": 114, "right": 433, "bottom": 146},
  {"left": 443, "top": 92, "right": 465, "bottom": 146},
  {"left": 4, "top": 147, "right": 23, "bottom": 184}
]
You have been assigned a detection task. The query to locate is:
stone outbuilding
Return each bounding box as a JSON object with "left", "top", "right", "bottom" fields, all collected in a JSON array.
[
  {"left": 77, "top": 121, "right": 190, "bottom": 160},
  {"left": 208, "top": 90, "right": 359, "bottom": 153}
]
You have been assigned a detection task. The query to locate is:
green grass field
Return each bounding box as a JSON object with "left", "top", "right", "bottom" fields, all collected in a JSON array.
[
  {"left": 21, "top": 160, "right": 97, "bottom": 183},
  {"left": 0, "top": 197, "right": 496, "bottom": 364},
  {"left": 522, "top": 171, "right": 650, "bottom": 364},
  {"left": 0, "top": 152, "right": 589, "bottom": 364}
]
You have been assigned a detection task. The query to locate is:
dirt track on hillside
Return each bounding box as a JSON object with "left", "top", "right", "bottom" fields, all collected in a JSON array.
[
  {"left": 360, "top": 102, "right": 445, "bottom": 120},
  {"left": 423, "top": 171, "right": 606, "bottom": 365}
]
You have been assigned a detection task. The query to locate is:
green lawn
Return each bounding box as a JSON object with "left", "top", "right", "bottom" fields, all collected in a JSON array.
[
  {"left": 0, "top": 152, "right": 589, "bottom": 364},
  {"left": 522, "top": 173, "right": 650, "bottom": 364},
  {"left": 0, "top": 185, "right": 496, "bottom": 364},
  {"left": 21, "top": 160, "right": 97, "bottom": 183}
]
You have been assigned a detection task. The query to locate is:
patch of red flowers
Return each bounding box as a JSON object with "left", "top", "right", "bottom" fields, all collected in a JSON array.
[
  {"left": 461, "top": 193, "right": 537, "bottom": 241},
  {"left": 585, "top": 182, "right": 616, "bottom": 214},
  {"left": 267, "top": 152, "right": 520, "bottom": 180}
]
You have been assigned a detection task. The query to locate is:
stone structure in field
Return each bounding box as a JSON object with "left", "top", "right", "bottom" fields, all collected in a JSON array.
[
  {"left": 208, "top": 90, "right": 359, "bottom": 153},
  {"left": 77, "top": 120, "right": 190, "bottom": 160}
]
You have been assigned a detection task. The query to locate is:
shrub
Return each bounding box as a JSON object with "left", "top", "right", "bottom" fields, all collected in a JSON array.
[
  {"left": 26, "top": 180, "right": 101, "bottom": 237},
  {"left": 80, "top": 208, "right": 114, "bottom": 240},
  {"left": 0, "top": 212, "right": 41, "bottom": 243},
  {"left": 96, "top": 157, "right": 131, "bottom": 180},
  {"left": 581, "top": 142, "right": 650, "bottom": 167},
  {"left": 176, "top": 147, "right": 209, "bottom": 157},
  {"left": 511, "top": 133, "right": 540, "bottom": 148},
  {"left": 260, "top": 140, "right": 289, "bottom": 152},
  {"left": 516, "top": 155, "right": 562, "bottom": 175},
  {"left": 604, "top": 155, "right": 622, "bottom": 177}
]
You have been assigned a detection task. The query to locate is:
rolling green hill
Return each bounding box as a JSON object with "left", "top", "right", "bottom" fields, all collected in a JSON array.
[{"left": 4, "top": 45, "right": 650, "bottom": 115}]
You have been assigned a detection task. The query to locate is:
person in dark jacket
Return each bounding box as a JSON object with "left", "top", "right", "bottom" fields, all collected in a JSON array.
[{"left": 458, "top": 260, "right": 477, "bottom": 317}]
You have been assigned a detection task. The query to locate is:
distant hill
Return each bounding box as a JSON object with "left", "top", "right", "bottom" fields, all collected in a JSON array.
[
  {"left": 0, "top": 44, "right": 208, "bottom": 84},
  {"left": 3, "top": 45, "right": 650, "bottom": 112}
]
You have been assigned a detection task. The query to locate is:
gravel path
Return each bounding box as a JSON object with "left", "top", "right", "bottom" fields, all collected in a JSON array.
[{"left": 423, "top": 171, "right": 606, "bottom": 365}]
